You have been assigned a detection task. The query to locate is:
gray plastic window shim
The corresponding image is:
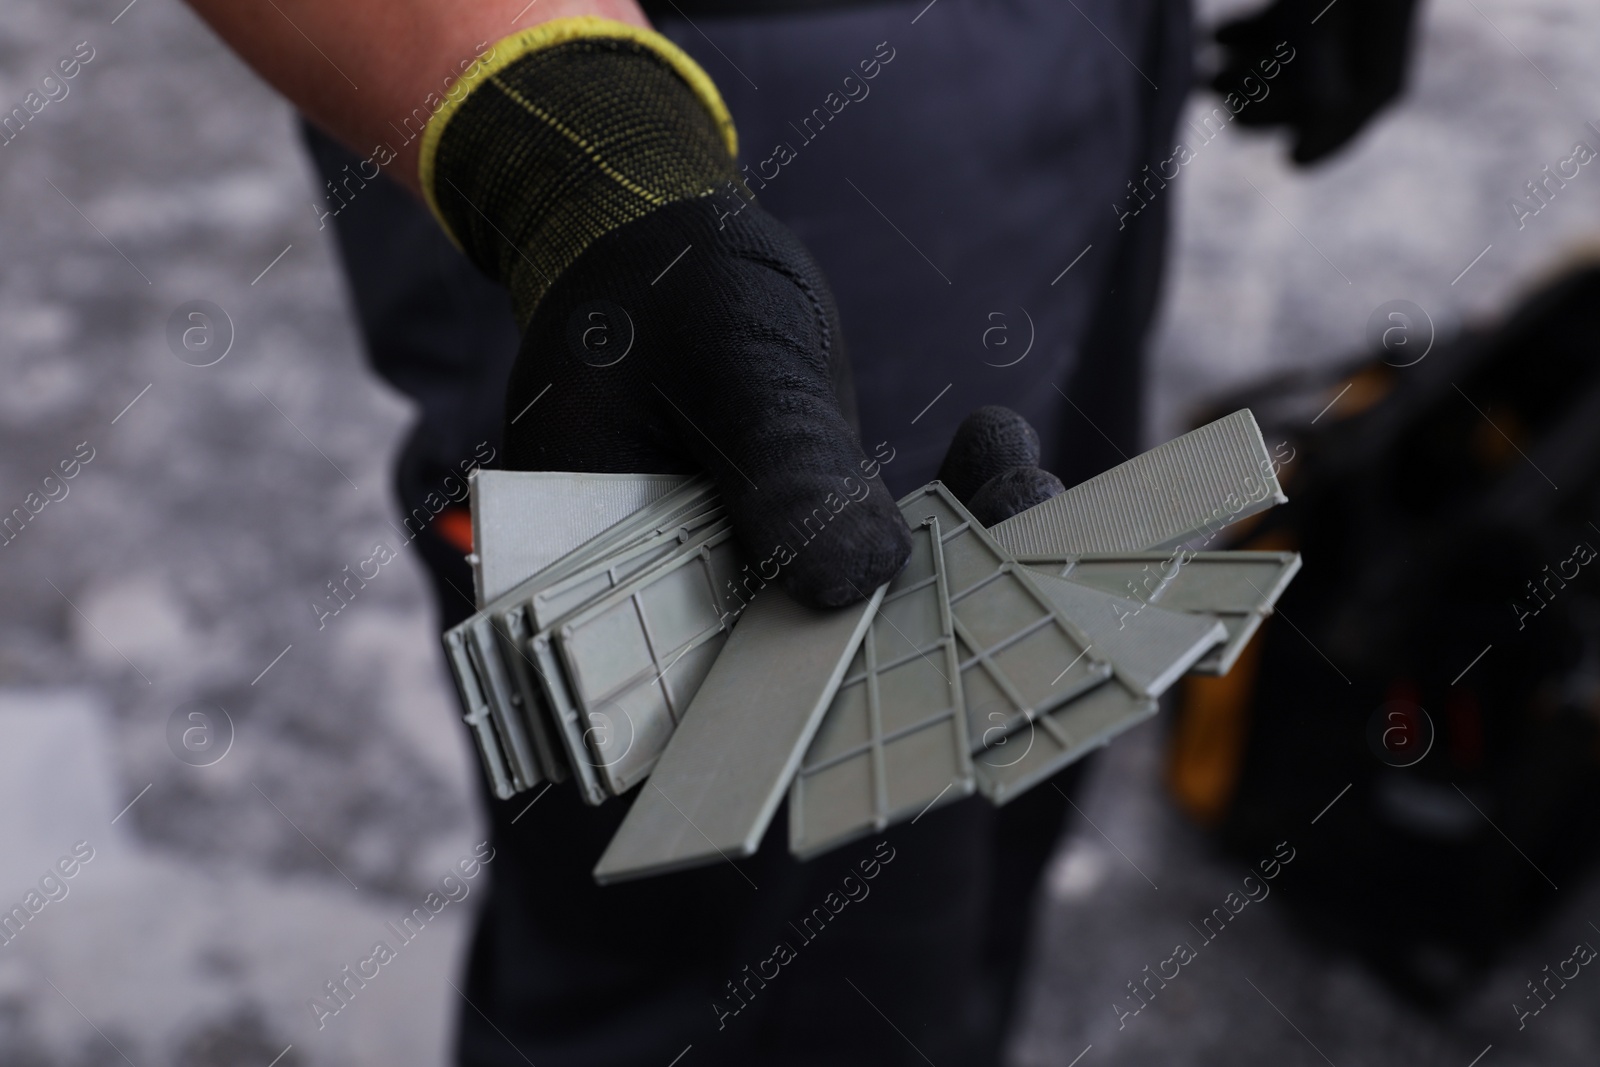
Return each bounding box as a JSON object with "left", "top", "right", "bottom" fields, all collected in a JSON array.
[
  {"left": 493, "top": 604, "right": 574, "bottom": 786},
  {"left": 593, "top": 582, "right": 886, "bottom": 885},
  {"left": 470, "top": 470, "right": 689, "bottom": 606},
  {"left": 789, "top": 513, "right": 971, "bottom": 860},
  {"left": 1031, "top": 551, "right": 1302, "bottom": 674},
  {"left": 986, "top": 410, "right": 1285, "bottom": 559},
  {"left": 474, "top": 522, "right": 717, "bottom": 794},
  {"left": 498, "top": 477, "right": 717, "bottom": 602},
  {"left": 462, "top": 612, "right": 552, "bottom": 795},
  {"left": 1023, "top": 571, "right": 1227, "bottom": 698},
  {"left": 537, "top": 523, "right": 747, "bottom": 803},
  {"left": 900, "top": 484, "right": 1112, "bottom": 753},
  {"left": 443, "top": 626, "right": 522, "bottom": 800},
  {"left": 442, "top": 478, "right": 719, "bottom": 798},
  {"left": 972, "top": 678, "right": 1157, "bottom": 806},
  {"left": 531, "top": 511, "right": 727, "bottom": 631},
  {"left": 505, "top": 505, "right": 730, "bottom": 791},
  {"left": 486, "top": 508, "right": 732, "bottom": 793}
]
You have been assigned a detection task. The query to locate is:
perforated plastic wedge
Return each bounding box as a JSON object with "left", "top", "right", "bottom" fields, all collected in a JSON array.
[
  {"left": 900, "top": 483, "right": 1113, "bottom": 752},
  {"left": 1025, "top": 571, "right": 1226, "bottom": 697},
  {"left": 445, "top": 478, "right": 720, "bottom": 797},
  {"left": 545, "top": 524, "right": 745, "bottom": 799},
  {"left": 1029, "top": 551, "right": 1302, "bottom": 674},
  {"left": 789, "top": 508, "right": 971, "bottom": 860},
  {"left": 972, "top": 677, "right": 1157, "bottom": 805}
]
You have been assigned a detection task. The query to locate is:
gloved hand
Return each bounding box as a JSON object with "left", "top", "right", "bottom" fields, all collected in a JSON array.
[
  {"left": 1211, "top": 0, "right": 1422, "bottom": 165},
  {"left": 422, "top": 18, "right": 910, "bottom": 608},
  {"left": 937, "top": 406, "right": 1066, "bottom": 527}
]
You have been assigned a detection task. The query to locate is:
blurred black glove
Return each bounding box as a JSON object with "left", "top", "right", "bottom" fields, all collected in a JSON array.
[
  {"left": 937, "top": 406, "right": 1066, "bottom": 527},
  {"left": 424, "top": 20, "right": 910, "bottom": 608},
  {"left": 1212, "top": 0, "right": 1422, "bottom": 165}
]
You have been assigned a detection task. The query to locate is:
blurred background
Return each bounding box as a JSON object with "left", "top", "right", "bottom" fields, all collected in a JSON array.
[{"left": 3, "top": 0, "right": 1600, "bottom": 1064}]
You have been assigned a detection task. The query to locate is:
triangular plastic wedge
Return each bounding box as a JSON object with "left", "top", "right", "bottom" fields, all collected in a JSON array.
[
  {"left": 1024, "top": 570, "right": 1227, "bottom": 697},
  {"left": 972, "top": 678, "right": 1157, "bottom": 805},
  {"left": 1030, "top": 551, "right": 1302, "bottom": 674}
]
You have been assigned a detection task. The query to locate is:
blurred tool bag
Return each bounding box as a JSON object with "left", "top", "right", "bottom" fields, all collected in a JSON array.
[{"left": 1167, "top": 264, "right": 1600, "bottom": 1006}]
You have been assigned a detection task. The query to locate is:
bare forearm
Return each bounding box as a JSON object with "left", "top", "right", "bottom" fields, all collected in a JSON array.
[{"left": 183, "top": 0, "right": 649, "bottom": 194}]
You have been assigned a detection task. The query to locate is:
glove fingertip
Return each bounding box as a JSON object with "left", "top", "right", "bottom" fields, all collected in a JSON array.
[
  {"left": 726, "top": 468, "right": 912, "bottom": 610},
  {"left": 778, "top": 495, "right": 913, "bottom": 608},
  {"left": 967, "top": 467, "right": 1066, "bottom": 527},
  {"left": 938, "top": 406, "right": 1043, "bottom": 505}
]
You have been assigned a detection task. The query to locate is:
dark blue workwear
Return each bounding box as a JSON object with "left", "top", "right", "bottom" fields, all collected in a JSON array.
[{"left": 301, "top": 0, "right": 1190, "bottom": 1061}]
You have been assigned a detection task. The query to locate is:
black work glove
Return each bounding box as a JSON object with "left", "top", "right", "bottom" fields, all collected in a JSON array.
[
  {"left": 938, "top": 406, "right": 1066, "bottom": 527},
  {"left": 1212, "top": 0, "right": 1422, "bottom": 165},
  {"left": 424, "top": 20, "right": 910, "bottom": 607}
]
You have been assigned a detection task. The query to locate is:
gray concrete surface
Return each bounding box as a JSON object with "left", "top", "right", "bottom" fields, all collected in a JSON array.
[{"left": 2, "top": 0, "right": 1599, "bottom": 1064}]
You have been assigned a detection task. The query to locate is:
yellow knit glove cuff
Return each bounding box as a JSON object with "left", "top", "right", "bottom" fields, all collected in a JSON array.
[{"left": 417, "top": 18, "right": 741, "bottom": 324}]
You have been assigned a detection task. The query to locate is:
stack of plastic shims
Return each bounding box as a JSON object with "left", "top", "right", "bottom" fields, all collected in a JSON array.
[{"left": 442, "top": 409, "right": 1302, "bottom": 883}]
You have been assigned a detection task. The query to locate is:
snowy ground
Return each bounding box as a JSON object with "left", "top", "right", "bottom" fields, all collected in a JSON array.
[{"left": 2, "top": 0, "right": 1599, "bottom": 1063}]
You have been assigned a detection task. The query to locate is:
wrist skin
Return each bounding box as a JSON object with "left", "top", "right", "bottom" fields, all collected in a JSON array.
[
  {"left": 420, "top": 18, "right": 740, "bottom": 324},
  {"left": 387, "top": 0, "right": 653, "bottom": 191},
  {"left": 183, "top": 0, "right": 651, "bottom": 197}
]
